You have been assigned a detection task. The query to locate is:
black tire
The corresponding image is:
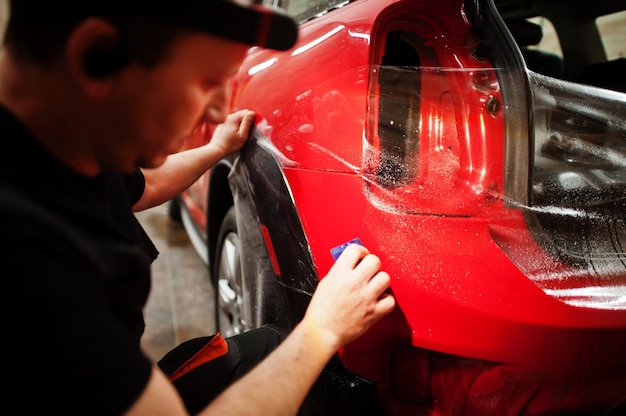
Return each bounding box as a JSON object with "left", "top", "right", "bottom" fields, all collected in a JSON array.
[
  {"left": 213, "top": 204, "right": 288, "bottom": 337},
  {"left": 168, "top": 196, "right": 182, "bottom": 223},
  {"left": 213, "top": 206, "right": 245, "bottom": 337}
]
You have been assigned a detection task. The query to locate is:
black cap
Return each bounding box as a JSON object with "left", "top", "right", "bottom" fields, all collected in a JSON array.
[
  {"left": 22, "top": 0, "right": 299, "bottom": 51},
  {"left": 145, "top": 0, "right": 299, "bottom": 51}
]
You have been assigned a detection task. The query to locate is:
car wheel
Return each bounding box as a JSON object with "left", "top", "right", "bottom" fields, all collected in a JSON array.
[
  {"left": 167, "top": 196, "right": 182, "bottom": 224},
  {"left": 213, "top": 206, "right": 245, "bottom": 337}
]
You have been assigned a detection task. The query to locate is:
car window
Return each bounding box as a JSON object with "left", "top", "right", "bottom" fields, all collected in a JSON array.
[
  {"left": 262, "top": 0, "right": 351, "bottom": 23},
  {"left": 502, "top": 5, "right": 625, "bottom": 90},
  {"left": 528, "top": 10, "right": 626, "bottom": 62},
  {"left": 526, "top": 16, "right": 562, "bottom": 58},
  {"left": 597, "top": 10, "right": 626, "bottom": 60}
]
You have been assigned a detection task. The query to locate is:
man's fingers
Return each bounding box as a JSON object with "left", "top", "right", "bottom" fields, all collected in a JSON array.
[
  {"left": 369, "top": 270, "right": 391, "bottom": 294},
  {"left": 333, "top": 243, "right": 370, "bottom": 268},
  {"left": 375, "top": 293, "right": 396, "bottom": 315},
  {"left": 236, "top": 110, "right": 256, "bottom": 136},
  {"left": 356, "top": 253, "right": 382, "bottom": 276}
]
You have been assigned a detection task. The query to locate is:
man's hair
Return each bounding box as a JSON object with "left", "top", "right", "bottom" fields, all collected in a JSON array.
[{"left": 4, "top": 1, "right": 183, "bottom": 68}]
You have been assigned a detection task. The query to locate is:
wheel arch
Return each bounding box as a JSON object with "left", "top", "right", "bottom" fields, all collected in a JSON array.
[
  {"left": 229, "top": 127, "right": 319, "bottom": 329},
  {"left": 207, "top": 158, "right": 235, "bottom": 279}
]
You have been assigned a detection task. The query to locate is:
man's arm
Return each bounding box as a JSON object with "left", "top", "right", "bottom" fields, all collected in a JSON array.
[
  {"left": 126, "top": 243, "right": 395, "bottom": 415},
  {"left": 205, "top": 243, "right": 394, "bottom": 415},
  {"left": 132, "top": 109, "right": 255, "bottom": 212}
]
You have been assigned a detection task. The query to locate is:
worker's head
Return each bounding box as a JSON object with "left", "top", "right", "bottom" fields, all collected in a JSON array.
[
  {"left": 1, "top": 0, "right": 297, "bottom": 173},
  {"left": 4, "top": 0, "right": 297, "bottom": 72}
]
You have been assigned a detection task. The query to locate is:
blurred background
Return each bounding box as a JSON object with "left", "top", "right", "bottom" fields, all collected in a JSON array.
[
  {"left": 0, "top": 1, "right": 7, "bottom": 36},
  {"left": 134, "top": 204, "right": 214, "bottom": 363}
]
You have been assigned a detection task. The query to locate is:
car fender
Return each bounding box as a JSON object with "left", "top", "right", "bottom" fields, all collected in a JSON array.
[{"left": 229, "top": 126, "right": 317, "bottom": 329}]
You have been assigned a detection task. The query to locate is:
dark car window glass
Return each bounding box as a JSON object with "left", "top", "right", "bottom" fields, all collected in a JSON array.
[{"left": 263, "top": 0, "right": 351, "bottom": 23}]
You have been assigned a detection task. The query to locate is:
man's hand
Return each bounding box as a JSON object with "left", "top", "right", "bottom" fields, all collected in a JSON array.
[
  {"left": 208, "top": 109, "right": 256, "bottom": 156},
  {"left": 303, "top": 243, "right": 396, "bottom": 351}
]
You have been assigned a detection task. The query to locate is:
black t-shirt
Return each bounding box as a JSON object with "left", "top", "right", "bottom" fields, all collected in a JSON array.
[{"left": 0, "top": 105, "right": 155, "bottom": 414}]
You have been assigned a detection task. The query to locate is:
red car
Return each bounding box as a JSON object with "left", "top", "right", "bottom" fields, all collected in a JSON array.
[{"left": 172, "top": 0, "right": 626, "bottom": 413}]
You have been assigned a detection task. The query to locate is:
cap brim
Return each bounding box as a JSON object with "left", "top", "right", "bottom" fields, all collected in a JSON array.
[
  {"left": 33, "top": 0, "right": 299, "bottom": 51},
  {"left": 166, "top": 0, "right": 299, "bottom": 51}
]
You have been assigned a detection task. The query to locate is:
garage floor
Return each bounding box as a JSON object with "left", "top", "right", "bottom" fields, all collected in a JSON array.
[{"left": 136, "top": 202, "right": 215, "bottom": 363}]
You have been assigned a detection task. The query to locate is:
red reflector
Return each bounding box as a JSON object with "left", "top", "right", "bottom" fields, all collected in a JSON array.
[{"left": 260, "top": 223, "right": 281, "bottom": 277}]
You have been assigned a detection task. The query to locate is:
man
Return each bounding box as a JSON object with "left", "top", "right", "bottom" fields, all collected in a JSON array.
[{"left": 0, "top": 0, "right": 395, "bottom": 415}]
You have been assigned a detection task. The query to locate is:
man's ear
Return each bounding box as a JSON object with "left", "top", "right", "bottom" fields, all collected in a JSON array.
[{"left": 65, "top": 18, "right": 129, "bottom": 96}]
